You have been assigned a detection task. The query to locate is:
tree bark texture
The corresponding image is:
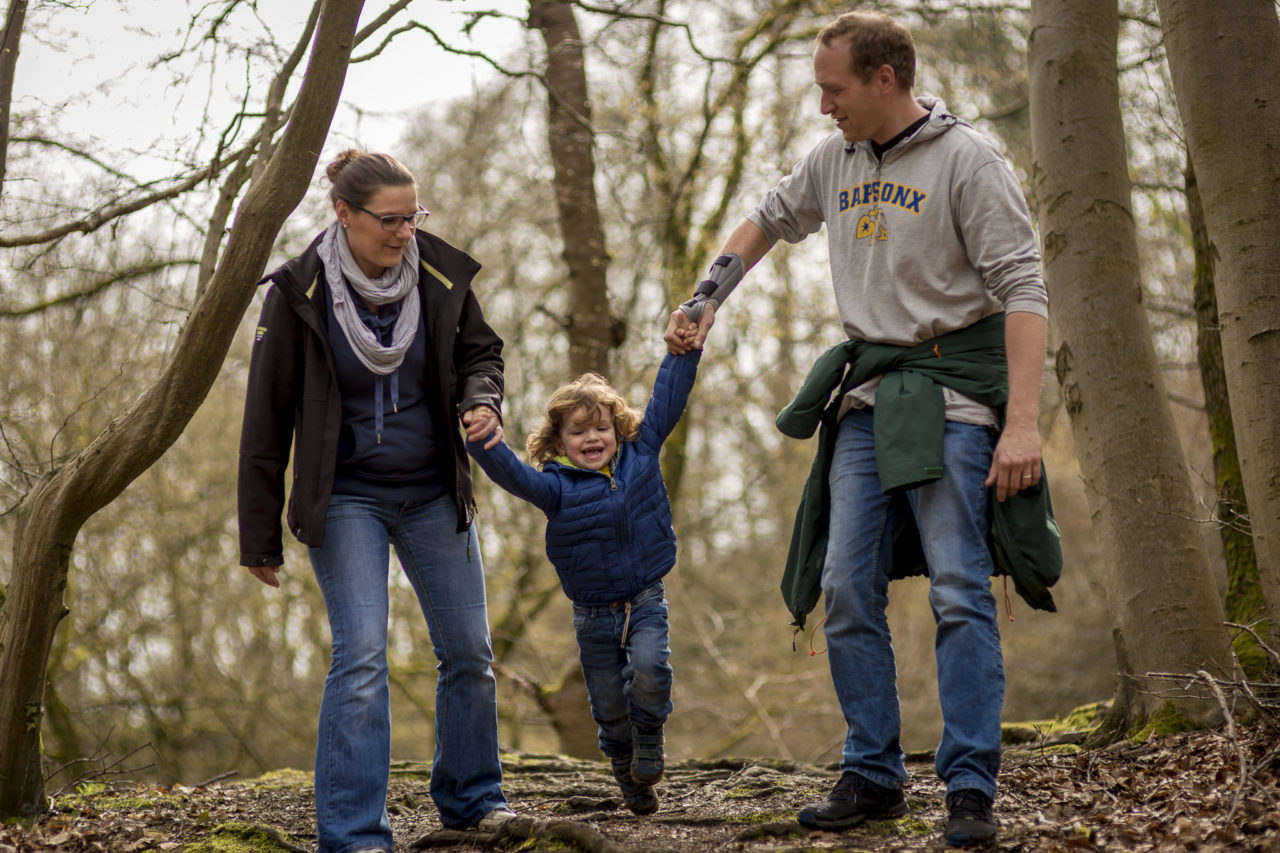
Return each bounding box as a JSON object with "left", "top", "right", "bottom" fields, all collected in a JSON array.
[
  {"left": 1028, "top": 0, "right": 1232, "bottom": 729},
  {"left": 0, "top": 0, "right": 365, "bottom": 817},
  {"left": 1156, "top": 0, "right": 1280, "bottom": 653},
  {"left": 530, "top": 0, "right": 614, "bottom": 379},
  {"left": 1186, "top": 161, "right": 1267, "bottom": 678},
  {"left": 520, "top": 0, "right": 615, "bottom": 758},
  {"left": 0, "top": 0, "right": 26, "bottom": 194}
]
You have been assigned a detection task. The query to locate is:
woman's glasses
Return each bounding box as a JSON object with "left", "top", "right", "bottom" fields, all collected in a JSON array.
[{"left": 350, "top": 203, "right": 430, "bottom": 232}]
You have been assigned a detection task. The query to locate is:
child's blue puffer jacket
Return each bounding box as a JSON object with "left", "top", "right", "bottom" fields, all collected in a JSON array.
[{"left": 467, "top": 351, "right": 699, "bottom": 604}]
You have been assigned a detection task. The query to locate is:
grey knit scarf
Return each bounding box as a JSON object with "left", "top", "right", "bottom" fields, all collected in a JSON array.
[{"left": 317, "top": 221, "right": 421, "bottom": 375}]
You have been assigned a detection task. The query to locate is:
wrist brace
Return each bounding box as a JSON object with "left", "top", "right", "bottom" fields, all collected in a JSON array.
[{"left": 679, "top": 253, "right": 744, "bottom": 322}]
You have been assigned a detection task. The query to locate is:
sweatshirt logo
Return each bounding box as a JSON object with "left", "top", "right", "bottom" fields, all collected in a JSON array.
[
  {"left": 255, "top": 325, "right": 267, "bottom": 342},
  {"left": 857, "top": 206, "right": 889, "bottom": 241},
  {"left": 839, "top": 180, "right": 928, "bottom": 242}
]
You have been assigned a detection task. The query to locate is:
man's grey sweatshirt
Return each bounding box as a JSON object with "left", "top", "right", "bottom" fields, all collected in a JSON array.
[{"left": 748, "top": 97, "right": 1047, "bottom": 421}]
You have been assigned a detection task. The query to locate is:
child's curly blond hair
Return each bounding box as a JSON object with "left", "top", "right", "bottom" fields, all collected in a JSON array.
[{"left": 526, "top": 372, "right": 644, "bottom": 468}]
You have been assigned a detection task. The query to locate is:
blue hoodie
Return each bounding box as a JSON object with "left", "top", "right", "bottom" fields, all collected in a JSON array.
[{"left": 468, "top": 351, "right": 699, "bottom": 604}]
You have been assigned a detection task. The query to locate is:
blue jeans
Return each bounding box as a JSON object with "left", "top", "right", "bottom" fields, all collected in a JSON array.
[
  {"left": 308, "top": 494, "right": 508, "bottom": 852},
  {"left": 822, "top": 409, "right": 1004, "bottom": 799},
  {"left": 572, "top": 582, "right": 673, "bottom": 758}
]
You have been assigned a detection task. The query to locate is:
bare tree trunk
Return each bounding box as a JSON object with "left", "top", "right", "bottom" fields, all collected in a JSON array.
[
  {"left": 0, "top": 0, "right": 27, "bottom": 194},
  {"left": 1186, "top": 159, "right": 1266, "bottom": 678},
  {"left": 524, "top": 0, "right": 614, "bottom": 759},
  {"left": 0, "top": 0, "right": 365, "bottom": 817},
  {"left": 530, "top": 0, "right": 614, "bottom": 380},
  {"left": 1156, "top": 0, "right": 1280, "bottom": 655},
  {"left": 1027, "top": 0, "right": 1232, "bottom": 733}
]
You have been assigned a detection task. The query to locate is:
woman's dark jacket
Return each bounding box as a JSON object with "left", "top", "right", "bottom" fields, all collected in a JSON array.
[{"left": 238, "top": 229, "right": 504, "bottom": 567}]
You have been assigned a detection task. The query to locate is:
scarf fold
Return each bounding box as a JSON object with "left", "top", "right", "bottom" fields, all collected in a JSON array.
[{"left": 318, "top": 222, "right": 421, "bottom": 442}]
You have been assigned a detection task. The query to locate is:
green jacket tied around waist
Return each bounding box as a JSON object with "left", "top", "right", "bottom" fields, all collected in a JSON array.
[{"left": 776, "top": 313, "right": 1062, "bottom": 630}]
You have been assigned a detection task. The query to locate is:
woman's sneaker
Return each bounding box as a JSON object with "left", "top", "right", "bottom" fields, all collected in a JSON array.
[
  {"left": 611, "top": 756, "right": 659, "bottom": 815},
  {"left": 477, "top": 807, "right": 517, "bottom": 830}
]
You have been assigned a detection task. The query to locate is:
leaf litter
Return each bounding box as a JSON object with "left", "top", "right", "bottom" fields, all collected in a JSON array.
[{"left": 1, "top": 722, "right": 1277, "bottom": 852}]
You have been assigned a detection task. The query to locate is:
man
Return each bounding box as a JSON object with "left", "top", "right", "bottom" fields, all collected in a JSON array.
[{"left": 665, "top": 11, "right": 1047, "bottom": 847}]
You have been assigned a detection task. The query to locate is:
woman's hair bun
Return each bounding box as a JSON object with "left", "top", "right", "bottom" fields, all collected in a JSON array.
[
  {"left": 325, "top": 148, "right": 364, "bottom": 184},
  {"left": 325, "top": 149, "right": 415, "bottom": 207}
]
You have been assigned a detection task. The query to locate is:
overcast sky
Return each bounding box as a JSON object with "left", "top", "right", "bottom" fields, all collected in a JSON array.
[{"left": 17, "top": 1, "right": 525, "bottom": 178}]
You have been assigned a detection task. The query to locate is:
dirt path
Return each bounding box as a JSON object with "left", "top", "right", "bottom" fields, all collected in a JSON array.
[{"left": 2, "top": 726, "right": 1277, "bottom": 852}]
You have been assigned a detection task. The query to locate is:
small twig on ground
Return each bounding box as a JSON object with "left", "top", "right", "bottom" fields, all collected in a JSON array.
[
  {"left": 1197, "top": 669, "right": 1249, "bottom": 824},
  {"left": 193, "top": 770, "right": 239, "bottom": 788},
  {"left": 47, "top": 739, "right": 158, "bottom": 799}
]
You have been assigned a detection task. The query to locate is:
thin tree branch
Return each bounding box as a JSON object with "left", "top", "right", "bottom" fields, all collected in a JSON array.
[
  {"left": 1196, "top": 669, "right": 1248, "bottom": 824},
  {"left": 352, "top": 19, "right": 537, "bottom": 81},
  {"left": 0, "top": 260, "right": 199, "bottom": 318},
  {"left": 568, "top": 0, "right": 736, "bottom": 64},
  {"left": 0, "top": 144, "right": 253, "bottom": 248}
]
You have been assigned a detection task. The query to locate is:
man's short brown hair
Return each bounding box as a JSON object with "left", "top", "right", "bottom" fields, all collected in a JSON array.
[{"left": 816, "top": 11, "right": 917, "bottom": 90}]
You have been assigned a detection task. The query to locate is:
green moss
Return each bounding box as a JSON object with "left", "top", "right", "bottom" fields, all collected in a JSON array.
[
  {"left": 58, "top": 783, "right": 180, "bottom": 813},
  {"left": 723, "top": 810, "right": 796, "bottom": 825},
  {"left": 89, "top": 795, "right": 158, "bottom": 810},
  {"left": 1006, "top": 701, "right": 1105, "bottom": 737},
  {"left": 858, "top": 814, "right": 931, "bottom": 838},
  {"left": 1057, "top": 701, "right": 1108, "bottom": 731},
  {"left": 722, "top": 785, "right": 784, "bottom": 800},
  {"left": 237, "top": 769, "right": 313, "bottom": 790},
  {"left": 509, "top": 838, "right": 574, "bottom": 853},
  {"left": 1067, "top": 824, "right": 1096, "bottom": 844},
  {"left": 1130, "top": 701, "right": 1200, "bottom": 742},
  {"left": 1002, "top": 700, "right": 1107, "bottom": 746},
  {"left": 892, "top": 815, "right": 935, "bottom": 837},
  {"left": 181, "top": 822, "right": 304, "bottom": 853},
  {"left": 1232, "top": 631, "right": 1268, "bottom": 682}
]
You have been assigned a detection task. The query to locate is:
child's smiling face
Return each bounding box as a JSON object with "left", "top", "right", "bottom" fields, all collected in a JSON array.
[{"left": 557, "top": 405, "right": 618, "bottom": 471}]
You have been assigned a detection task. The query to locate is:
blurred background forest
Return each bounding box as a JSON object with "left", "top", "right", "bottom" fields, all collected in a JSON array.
[{"left": 0, "top": 0, "right": 1252, "bottom": 797}]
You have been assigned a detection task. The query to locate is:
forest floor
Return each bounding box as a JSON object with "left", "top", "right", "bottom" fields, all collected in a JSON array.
[{"left": 2, "top": 720, "right": 1277, "bottom": 853}]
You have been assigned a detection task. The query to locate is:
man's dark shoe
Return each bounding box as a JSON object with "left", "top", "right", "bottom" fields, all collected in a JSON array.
[
  {"left": 945, "top": 789, "right": 996, "bottom": 846},
  {"left": 797, "top": 772, "right": 908, "bottom": 831},
  {"left": 611, "top": 756, "right": 658, "bottom": 815},
  {"left": 630, "top": 726, "right": 664, "bottom": 785}
]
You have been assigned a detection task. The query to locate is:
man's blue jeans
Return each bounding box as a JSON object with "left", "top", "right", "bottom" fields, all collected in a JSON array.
[
  {"left": 308, "top": 494, "right": 508, "bottom": 853},
  {"left": 822, "top": 408, "right": 1004, "bottom": 799},
  {"left": 572, "top": 582, "right": 673, "bottom": 758}
]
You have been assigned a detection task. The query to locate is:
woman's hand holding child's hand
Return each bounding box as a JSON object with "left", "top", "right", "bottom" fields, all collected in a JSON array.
[{"left": 463, "top": 405, "right": 503, "bottom": 450}]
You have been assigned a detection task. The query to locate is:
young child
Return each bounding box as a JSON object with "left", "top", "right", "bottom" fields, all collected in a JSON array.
[{"left": 466, "top": 345, "right": 701, "bottom": 815}]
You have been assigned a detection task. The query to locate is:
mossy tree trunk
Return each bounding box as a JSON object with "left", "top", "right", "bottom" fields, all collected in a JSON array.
[
  {"left": 1157, "top": 0, "right": 1280, "bottom": 653},
  {"left": 1185, "top": 160, "right": 1267, "bottom": 679},
  {"left": 1027, "top": 0, "right": 1233, "bottom": 737}
]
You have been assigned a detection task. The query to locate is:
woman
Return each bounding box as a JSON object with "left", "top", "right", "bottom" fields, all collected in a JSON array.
[{"left": 238, "top": 149, "right": 514, "bottom": 852}]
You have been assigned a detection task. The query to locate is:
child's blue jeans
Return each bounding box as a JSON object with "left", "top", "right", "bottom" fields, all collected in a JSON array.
[{"left": 572, "top": 582, "right": 673, "bottom": 758}]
